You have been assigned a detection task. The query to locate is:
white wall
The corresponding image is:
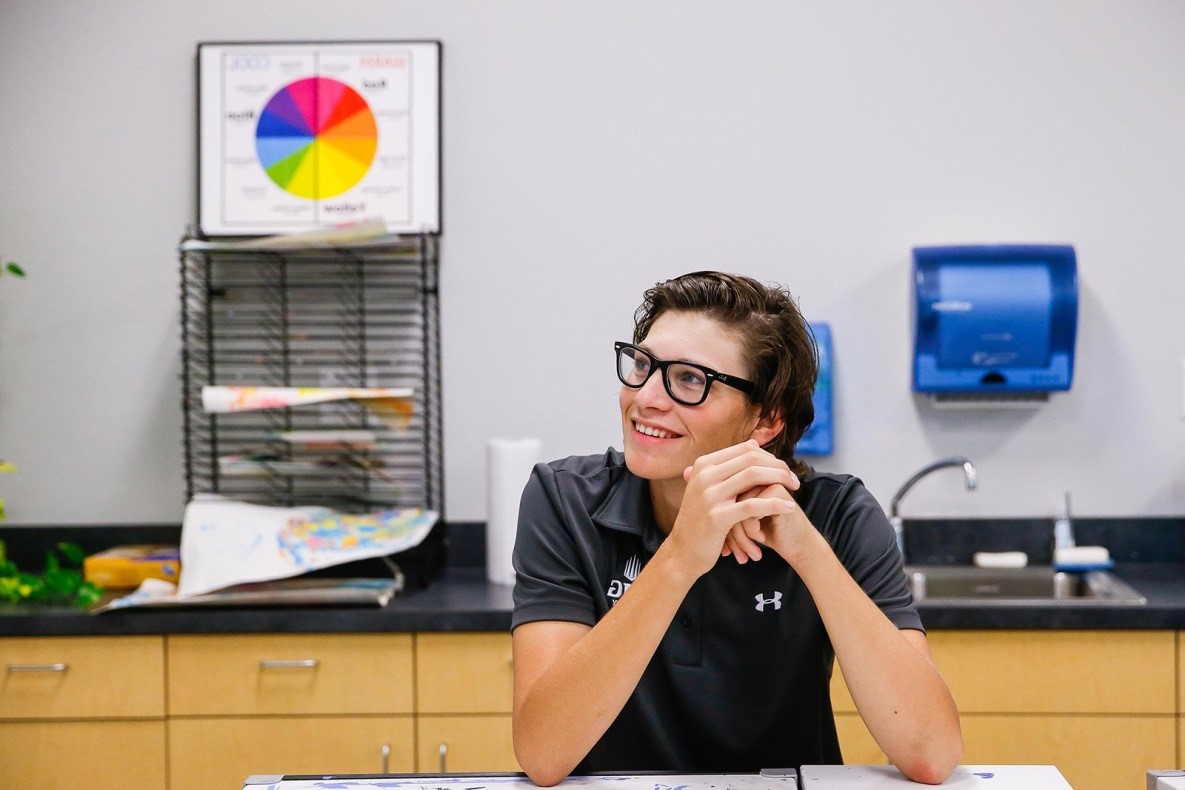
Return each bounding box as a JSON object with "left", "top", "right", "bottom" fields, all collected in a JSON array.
[{"left": 0, "top": 1, "right": 1182, "bottom": 524}]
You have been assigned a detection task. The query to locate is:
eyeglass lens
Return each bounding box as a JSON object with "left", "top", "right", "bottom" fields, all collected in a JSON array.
[{"left": 617, "top": 345, "right": 710, "bottom": 405}]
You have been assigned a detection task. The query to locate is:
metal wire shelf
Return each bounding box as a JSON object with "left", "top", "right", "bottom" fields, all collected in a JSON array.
[{"left": 179, "top": 234, "right": 443, "bottom": 515}]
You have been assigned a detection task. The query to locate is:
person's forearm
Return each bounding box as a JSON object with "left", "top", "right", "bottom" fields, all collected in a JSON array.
[
  {"left": 514, "top": 542, "right": 696, "bottom": 786},
  {"left": 789, "top": 531, "right": 962, "bottom": 784}
]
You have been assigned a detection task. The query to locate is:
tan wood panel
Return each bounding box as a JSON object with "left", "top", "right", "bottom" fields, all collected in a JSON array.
[
  {"left": 960, "top": 714, "right": 1175, "bottom": 790},
  {"left": 167, "top": 633, "right": 413, "bottom": 715},
  {"left": 1178, "top": 631, "right": 1183, "bottom": 714},
  {"left": 930, "top": 630, "right": 1175, "bottom": 714},
  {"left": 416, "top": 632, "right": 513, "bottom": 713},
  {"left": 830, "top": 662, "right": 856, "bottom": 713},
  {"left": 0, "top": 720, "right": 166, "bottom": 790},
  {"left": 0, "top": 635, "right": 164, "bottom": 718},
  {"left": 169, "top": 716, "right": 415, "bottom": 790},
  {"left": 833, "top": 712, "right": 886, "bottom": 765},
  {"left": 417, "top": 714, "right": 519, "bottom": 773}
]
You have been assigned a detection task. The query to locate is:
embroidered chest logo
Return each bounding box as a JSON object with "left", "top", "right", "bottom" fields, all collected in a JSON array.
[
  {"left": 755, "top": 591, "right": 783, "bottom": 612},
  {"left": 606, "top": 554, "right": 642, "bottom": 604}
]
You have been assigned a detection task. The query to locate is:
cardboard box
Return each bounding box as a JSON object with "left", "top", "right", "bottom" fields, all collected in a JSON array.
[{"left": 83, "top": 544, "right": 181, "bottom": 589}]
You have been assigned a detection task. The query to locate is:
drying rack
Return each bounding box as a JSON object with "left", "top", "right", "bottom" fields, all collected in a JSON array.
[{"left": 178, "top": 233, "right": 443, "bottom": 516}]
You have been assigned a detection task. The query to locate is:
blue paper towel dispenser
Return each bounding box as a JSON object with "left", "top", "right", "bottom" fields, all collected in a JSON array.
[{"left": 912, "top": 244, "right": 1078, "bottom": 399}]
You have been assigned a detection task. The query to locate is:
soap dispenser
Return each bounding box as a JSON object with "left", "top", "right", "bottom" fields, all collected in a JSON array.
[
  {"left": 1053, "top": 491, "right": 1075, "bottom": 551},
  {"left": 1052, "top": 491, "right": 1114, "bottom": 571}
]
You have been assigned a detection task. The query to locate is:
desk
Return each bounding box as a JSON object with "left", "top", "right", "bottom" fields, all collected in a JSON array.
[{"left": 245, "top": 765, "right": 1072, "bottom": 789}]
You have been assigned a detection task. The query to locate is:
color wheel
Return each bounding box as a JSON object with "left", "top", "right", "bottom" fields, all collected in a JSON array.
[{"left": 255, "top": 77, "right": 378, "bottom": 200}]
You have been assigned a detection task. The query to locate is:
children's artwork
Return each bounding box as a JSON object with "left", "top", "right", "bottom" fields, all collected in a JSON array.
[
  {"left": 202, "top": 385, "right": 414, "bottom": 430},
  {"left": 175, "top": 496, "right": 437, "bottom": 597},
  {"left": 197, "top": 41, "right": 441, "bottom": 236},
  {"left": 797, "top": 322, "right": 834, "bottom": 456}
]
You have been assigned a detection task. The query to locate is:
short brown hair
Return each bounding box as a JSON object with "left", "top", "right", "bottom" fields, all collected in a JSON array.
[{"left": 632, "top": 271, "right": 818, "bottom": 477}]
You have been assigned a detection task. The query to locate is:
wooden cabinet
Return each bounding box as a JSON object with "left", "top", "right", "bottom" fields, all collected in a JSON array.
[
  {"left": 831, "top": 630, "right": 1178, "bottom": 790},
  {"left": 170, "top": 716, "right": 414, "bottom": 787},
  {"left": 168, "top": 633, "right": 414, "bottom": 715},
  {"left": 0, "top": 636, "right": 166, "bottom": 790},
  {"left": 166, "top": 633, "right": 415, "bottom": 790},
  {"left": 416, "top": 632, "right": 518, "bottom": 772}
]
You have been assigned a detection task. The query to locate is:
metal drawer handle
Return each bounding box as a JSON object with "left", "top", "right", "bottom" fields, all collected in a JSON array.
[
  {"left": 8, "top": 663, "right": 69, "bottom": 673},
  {"left": 380, "top": 743, "right": 390, "bottom": 774},
  {"left": 259, "top": 659, "right": 319, "bottom": 669},
  {"left": 438, "top": 742, "right": 448, "bottom": 773}
]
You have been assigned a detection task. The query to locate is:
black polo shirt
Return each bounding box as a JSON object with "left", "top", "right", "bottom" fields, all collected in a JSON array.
[{"left": 511, "top": 448, "right": 922, "bottom": 774}]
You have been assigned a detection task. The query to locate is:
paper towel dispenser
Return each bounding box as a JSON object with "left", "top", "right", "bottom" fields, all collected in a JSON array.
[{"left": 912, "top": 244, "right": 1078, "bottom": 403}]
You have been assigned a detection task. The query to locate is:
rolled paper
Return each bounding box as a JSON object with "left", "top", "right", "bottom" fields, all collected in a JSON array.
[{"left": 486, "top": 438, "right": 543, "bottom": 587}]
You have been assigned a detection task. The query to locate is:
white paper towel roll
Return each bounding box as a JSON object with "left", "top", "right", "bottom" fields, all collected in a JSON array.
[{"left": 486, "top": 438, "right": 543, "bottom": 587}]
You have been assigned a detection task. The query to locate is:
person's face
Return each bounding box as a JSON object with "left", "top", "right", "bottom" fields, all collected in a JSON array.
[{"left": 619, "top": 311, "right": 763, "bottom": 484}]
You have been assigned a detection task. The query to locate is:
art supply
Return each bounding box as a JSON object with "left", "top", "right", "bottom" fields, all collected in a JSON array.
[
  {"left": 486, "top": 438, "right": 542, "bottom": 587},
  {"left": 83, "top": 544, "right": 180, "bottom": 589}
]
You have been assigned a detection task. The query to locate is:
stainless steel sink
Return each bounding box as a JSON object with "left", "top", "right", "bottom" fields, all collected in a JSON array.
[{"left": 905, "top": 565, "right": 1146, "bottom": 606}]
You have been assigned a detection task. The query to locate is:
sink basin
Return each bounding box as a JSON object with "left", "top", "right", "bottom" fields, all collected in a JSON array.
[{"left": 905, "top": 565, "right": 1146, "bottom": 606}]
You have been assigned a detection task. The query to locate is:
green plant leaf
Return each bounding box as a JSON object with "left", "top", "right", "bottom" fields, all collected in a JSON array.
[
  {"left": 57, "top": 542, "right": 86, "bottom": 565},
  {"left": 4, "top": 263, "right": 25, "bottom": 277}
]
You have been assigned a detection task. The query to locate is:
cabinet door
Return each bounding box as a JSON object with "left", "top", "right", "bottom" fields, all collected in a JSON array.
[
  {"left": 832, "top": 713, "right": 886, "bottom": 765},
  {"left": 416, "top": 632, "right": 513, "bottom": 713},
  {"left": 960, "top": 714, "right": 1175, "bottom": 790},
  {"left": 168, "top": 633, "right": 413, "bottom": 715},
  {"left": 0, "top": 635, "right": 164, "bottom": 718},
  {"left": 169, "top": 716, "right": 415, "bottom": 790},
  {"left": 930, "top": 630, "right": 1175, "bottom": 714},
  {"left": 830, "top": 664, "right": 887, "bottom": 764},
  {"left": 0, "top": 720, "right": 166, "bottom": 790},
  {"left": 416, "top": 714, "right": 518, "bottom": 773}
]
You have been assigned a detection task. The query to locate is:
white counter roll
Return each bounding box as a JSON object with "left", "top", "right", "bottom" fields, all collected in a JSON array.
[{"left": 486, "top": 438, "right": 542, "bottom": 587}]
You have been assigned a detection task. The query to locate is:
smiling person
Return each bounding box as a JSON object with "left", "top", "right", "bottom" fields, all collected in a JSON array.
[{"left": 510, "top": 271, "right": 962, "bottom": 786}]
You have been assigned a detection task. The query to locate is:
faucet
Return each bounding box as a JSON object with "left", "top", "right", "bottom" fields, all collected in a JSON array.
[{"left": 889, "top": 456, "right": 978, "bottom": 562}]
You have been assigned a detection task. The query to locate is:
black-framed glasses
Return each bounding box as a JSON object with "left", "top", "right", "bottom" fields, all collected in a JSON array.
[{"left": 614, "top": 342, "right": 757, "bottom": 406}]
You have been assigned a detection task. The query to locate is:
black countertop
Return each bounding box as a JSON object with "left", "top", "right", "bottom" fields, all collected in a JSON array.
[
  {"left": 0, "top": 569, "right": 514, "bottom": 637},
  {"left": 1, "top": 518, "right": 1183, "bottom": 636},
  {"left": 3, "top": 564, "right": 1185, "bottom": 637}
]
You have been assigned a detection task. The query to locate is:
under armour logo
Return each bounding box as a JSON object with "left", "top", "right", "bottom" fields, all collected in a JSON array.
[{"left": 755, "top": 591, "right": 782, "bottom": 612}]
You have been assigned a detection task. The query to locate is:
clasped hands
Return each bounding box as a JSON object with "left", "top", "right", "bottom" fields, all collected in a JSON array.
[{"left": 671, "top": 439, "right": 808, "bottom": 577}]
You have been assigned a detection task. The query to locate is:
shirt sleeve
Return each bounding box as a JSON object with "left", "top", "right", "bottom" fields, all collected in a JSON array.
[
  {"left": 824, "top": 478, "right": 924, "bottom": 633},
  {"left": 510, "top": 462, "right": 599, "bottom": 631}
]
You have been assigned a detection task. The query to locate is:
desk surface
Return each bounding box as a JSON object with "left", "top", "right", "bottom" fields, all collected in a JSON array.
[{"left": 245, "top": 765, "right": 1071, "bottom": 789}]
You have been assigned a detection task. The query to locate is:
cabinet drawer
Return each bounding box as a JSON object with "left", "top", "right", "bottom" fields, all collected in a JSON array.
[
  {"left": 0, "top": 636, "right": 164, "bottom": 719},
  {"left": 417, "top": 714, "right": 518, "bottom": 773},
  {"left": 169, "top": 716, "right": 414, "bottom": 790},
  {"left": 416, "top": 632, "right": 513, "bottom": 713},
  {"left": 930, "top": 630, "right": 1175, "bottom": 714},
  {"left": 961, "top": 713, "right": 1175, "bottom": 790},
  {"left": 0, "top": 720, "right": 166, "bottom": 790},
  {"left": 167, "top": 633, "right": 413, "bottom": 715}
]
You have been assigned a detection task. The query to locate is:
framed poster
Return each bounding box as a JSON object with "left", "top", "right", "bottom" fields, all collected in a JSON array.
[{"left": 197, "top": 40, "right": 441, "bottom": 236}]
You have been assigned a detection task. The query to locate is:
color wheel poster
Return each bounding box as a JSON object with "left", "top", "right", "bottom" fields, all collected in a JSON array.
[{"left": 198, "top": 41, "right": 440, "bottom": 236}]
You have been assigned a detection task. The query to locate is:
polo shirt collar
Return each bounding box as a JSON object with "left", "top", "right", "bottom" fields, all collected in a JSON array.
[{"left": 591, "top": 466, "right": 665, "bottom": 554}]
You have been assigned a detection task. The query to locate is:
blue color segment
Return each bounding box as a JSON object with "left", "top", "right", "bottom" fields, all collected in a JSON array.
[
  {"left": 798, "top": 322, "right": 833, "bottom": 456},
  {"left": 256, "top": 135, "right": 313, "bottom": 169}
]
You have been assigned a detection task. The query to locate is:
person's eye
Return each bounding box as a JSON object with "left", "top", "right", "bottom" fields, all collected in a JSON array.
[{"left": 675, "top": 367, "right": 707, "bottom": 389}]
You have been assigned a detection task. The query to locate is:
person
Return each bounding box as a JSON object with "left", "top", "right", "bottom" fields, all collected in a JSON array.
[{"left": 510, "top": 271, "right": 962, "bottom": 786}]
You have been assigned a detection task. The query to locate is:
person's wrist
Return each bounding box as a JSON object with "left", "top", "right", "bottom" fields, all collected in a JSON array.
[
  {"left": 651, "top": 536, "right": 706, "bottom": 590},
  {"left": 776, "top": 516, "right": 830, "bottom": 571}
]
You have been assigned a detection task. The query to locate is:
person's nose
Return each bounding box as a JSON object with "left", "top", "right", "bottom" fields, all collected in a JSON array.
[{"left": 633, "top": 369, "right": 674, "bottom": 410}]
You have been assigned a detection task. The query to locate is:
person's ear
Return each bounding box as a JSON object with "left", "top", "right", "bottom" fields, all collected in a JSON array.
[{"left": 749, "top": 409, "right": 784, "bottom": 448}]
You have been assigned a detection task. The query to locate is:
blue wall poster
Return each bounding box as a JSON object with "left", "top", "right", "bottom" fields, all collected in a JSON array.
[{"left": 797, "top": 322, "right": 833, "bottom": 456}]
